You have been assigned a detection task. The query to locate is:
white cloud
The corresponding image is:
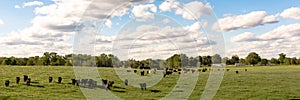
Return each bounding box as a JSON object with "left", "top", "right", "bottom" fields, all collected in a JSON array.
[
  {"left": 175, "top": 1, "right": 213, "bottom": 20},
  {"left": 0, "top": 19, "right": 3, "bottom": 25},
  {"left": 159, "top": 0, "right": 212, "bottom": 20},
  {"left": 105, "top": 20, "right": 112, "bottom": 28},
  {"left": 159, "top": 0, "right": 180, "bottom": 12},
  {"left": 280, "top": 7, "right": 300, "bottom": 20},
  {"left": 185, "top": 22, "right": 201, "bottom": 32},
  {"left": 23, "top": 1, "right": 44, "bottom": 8},
  {"left": 131, "top": 4, "right": 157, "bottom": 20},
  {"left": 228, "top": 23, "right": 300, "bottom": 58},
  {"left": 14, "top": 5, "right": 21, "bottom": 9},
  {"left": 1, "top": 0, "right": 156, "bottom": 57},
  {"left": 217, "top": 11, "right": 279, "bottom": 32}
]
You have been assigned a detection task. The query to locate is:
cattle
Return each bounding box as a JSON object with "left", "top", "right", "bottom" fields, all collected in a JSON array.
[
  {"left": 23, "top": 75, "right": 28, "bottom": 82},
  {"left": 5, "top": 80, "right": 9, "bottom": 87},
  {"left": 202, "top": 68, "right": 207, "bottom": 72},
  {"left": 76, "top": 80, "right": 80, "bottom": 86},
  {"left": 191, "top": 69, "right": 195, "bottom": 73},
  {"left": 107, "top": 81, "right": 114, "bottom": 90},
  {"left": 140, "top": 83, "right": 146, "bottom": 90},
  {"left": 49, "top": 77, "right": 53, "bottom": 83},
  {"left": 26, "top": 78, "right": 31, "bottom": 85},
  {"left": 16, "top": 77, "right": 20, "bottom": 84},
  {"left": 245, "top": 69, "right": 248, "bottom": 71},
  {"left": 236, "top": 71, "right": 239, "bottom": 74},
  {"left": 88, "top": 79, "right": 94, "bottom": 88},
  {"left": 166, "top": 71, "right": 172, "bottom": 75},
  {"left": 127, "top": 70, "right": 131, "bottom": 72},
  {"left": 58, "top": 77, "right": 62, "bottom": 83},
  {"left": 134, "top": 70, "right": 137, "bottom": 73},
  {"left": 82, "top": 79, "right": 88, "bottom": 86},
  {"left": 227, "top": 69, "right": 230, "bottom": 71},
  {"left": 124, "top": 79, "right": 128, "bottom": 86},
  {"left": 71, "top": 79, "right": 77, "bottom": 85},
  {"left": 198, "top": 69, "right": 201, "bottom": 72},
  {"left": 141, "top": 71, "right": 145, "bottom": 76},
  {"left": 102, "top": 79, "right": 108, "bottom": 86}
]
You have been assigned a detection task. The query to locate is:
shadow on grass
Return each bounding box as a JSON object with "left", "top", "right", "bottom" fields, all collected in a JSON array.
[
  {"left": 23, "top": 84, "right": 45, "bottom": 88},
  {"left": 111, "top": 89, "right": 126, "bottom": 93},
  {"left": 150, "top": 90, "right": 161, "bottom": 93},
  {"left": 113, "top": 86, "right": 126, "bottom": 89}
]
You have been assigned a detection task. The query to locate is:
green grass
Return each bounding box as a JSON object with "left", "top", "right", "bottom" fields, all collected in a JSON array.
[{"left": 0, "top": 65, "right": 300, "bottom": 100}]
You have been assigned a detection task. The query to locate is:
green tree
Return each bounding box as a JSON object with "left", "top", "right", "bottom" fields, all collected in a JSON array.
[
  {"left": 230, "top": 55, "right": 239, "bottom": 64},
  {"left": 212, "top": 54, "right": 222, "bottom": 64},
  {"left": 278, "top": 53, "right": 286, "bottom": 65},
  {"left": 270, "top": 58, "right": 279, "bottom": 65},
  {"left": 245, "top": 52, "right": 261, "bottom": 66},
  {"left": 260, "top": 58, "right": 268, "bottom": 66}
]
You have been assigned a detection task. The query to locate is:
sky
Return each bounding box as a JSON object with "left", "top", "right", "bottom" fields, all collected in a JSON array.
[{"left": 0, "top": 0, "right": 299, "bottom": 60}]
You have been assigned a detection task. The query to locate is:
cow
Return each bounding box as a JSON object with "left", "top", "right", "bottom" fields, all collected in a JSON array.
[
  {"left": 102, "top": 79, "right": 108, "bottom": 86},
  {"left": 140, "top": 83, "right": 146, "bottom": 90},
  {"left": 245, "top": 69, "right": 248, "bottom": 71},
  {"left": 58, "top": 77, "right": 62, "bottom": 83},
  {"left": 141, "top": 71, "right": 145, "bottom": 76},
  {"left": 124, "top": 79, "right": 128, "bottom": 86},
  {"left": 82, "top": 79, "right": 88, "bottom": 86},
  {"left": 49, "top": 77, "right": 53, "bottom": 83},
  {"left": 107, "top": 81, "right": 114, "bottom": 90},
  {"left": 26, "top": 78, "right": 31, "bottom": 85},
  {"left": 16, "top": 77, "right": 20, "bottom": 84},
  {"left": 5, "top": 80, "right": 9, "bottom": 87},
  {"left": 23, "top": 75, "right": 28, "bottom": 82},
  {"left": 235, "top": 71, "right": 239, "bottom": 74},
  {"left": 71, "top": 79, "right": 77, "bottom": 85}
]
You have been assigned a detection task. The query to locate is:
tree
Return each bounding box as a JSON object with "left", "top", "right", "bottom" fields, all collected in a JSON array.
[
  {"left": 270, "top": 58, "right": 279, "bottom": 65},
  {"left": 230, "top": 55, "right": 239, "bottom": 64},
  {"left": 212, "top": 54, "right": 222, "bottom": 64},
  {"left": 222, "top": 57, "right": 229, "bottom": 64},
  {"left": 245, "top": 52, "right": 261, "bottom": 66},
  {"left": 278, "top": 53, "right": 286, "bottom": 65},
  {"left": 260, "top": 58, "right": 268, "bottom": 66}
]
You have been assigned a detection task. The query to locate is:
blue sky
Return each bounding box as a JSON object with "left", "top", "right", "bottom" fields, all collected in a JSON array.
[{"left": 0, "top": 0, "right": 299, "bottom": 60}]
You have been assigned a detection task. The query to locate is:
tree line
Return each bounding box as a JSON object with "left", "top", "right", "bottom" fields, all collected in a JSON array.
[{"left": 1, "top": 52, "right": 300, "bottom": 68}]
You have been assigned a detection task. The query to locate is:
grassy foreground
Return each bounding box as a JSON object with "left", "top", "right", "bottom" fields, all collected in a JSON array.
[{"left": 0, "top": 65, "right": 300, "bottom": 100}]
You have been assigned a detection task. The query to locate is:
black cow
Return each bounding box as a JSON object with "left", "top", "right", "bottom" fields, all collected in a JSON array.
[
  {"left": 102, "top": 79, "right": 108, "bottom": 86},
  {"left": 141, "top": 71, "right": 145, "bottom": 76},
  {"left": 49, "top": 77, "right": 53, "bottom": 83},
  {"left": 124, "top": 79, "right": 128, "bottom": 86},
  {"left": 26, "top": 78, "right": 31, "bottom": 85},
  {"left": 140, "top": 83, "right": 146, "bottom": 90},
  {"left": 23, "top": 75, "right": 28, "bottom": 82},
  {"left": 16, "top": 77, "right": 20, "bottom": 84},
  {"left": 5, "top": 80, "right": 9, "bottom": 87},
  {"left": 58, "top": 77, "right": 62, "bottom": 83},
  {"left": 235, "top": 71, "right": 239, "bottom": 74}
]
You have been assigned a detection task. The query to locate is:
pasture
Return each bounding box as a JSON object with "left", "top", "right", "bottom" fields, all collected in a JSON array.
[{"left": 1, "top": 65, "right": 300, "bottom": 100}]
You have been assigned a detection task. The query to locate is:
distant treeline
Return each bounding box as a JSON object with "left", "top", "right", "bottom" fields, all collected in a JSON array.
[{"left": 1, "top": 52, "right": 300, "bottom": 68}]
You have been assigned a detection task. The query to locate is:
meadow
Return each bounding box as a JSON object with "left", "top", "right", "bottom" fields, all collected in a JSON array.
[{"left": 0, "top": 65, "right": 300, "bottom": 100}]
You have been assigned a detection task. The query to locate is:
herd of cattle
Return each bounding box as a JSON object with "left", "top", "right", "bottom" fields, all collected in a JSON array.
[{"left": 4, "top": 68, "right": 248, "bottom": 90}]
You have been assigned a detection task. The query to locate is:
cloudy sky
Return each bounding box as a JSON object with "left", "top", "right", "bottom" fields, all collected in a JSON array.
[{"left": 0, "top": 0, "right": 299, "bottom": 60}]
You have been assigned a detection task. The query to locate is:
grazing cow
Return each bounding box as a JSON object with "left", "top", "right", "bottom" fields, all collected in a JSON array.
[
  {"left": 227, "top": 69, "right": 230, "bottom": 71},
  {"left": 166, "top": 71, "right": 172, "bottom": 75},
  {"left": 49, "top": 77, "right": 53, "bottom": 83},
  {"left": 23, "top": 75, "right": 28, "bottom": 82},
  {"left": 5, "top": 80, "right": 9, "bottom": 87},
  {"left": 58, "top": 77, "right": 62, "bottom": 83},
  {"left": 178, "top": 72, "right": 181, "bottom": 74},
  {"left": 16, "top": 77, "right": 20, "bottom": 84},
  {"left": 107, "top": 81, "right": 114, "bottom": 90},
  {"left": 191, "top": 69, "right": 195, "bottom": 73},
  {"left": 141, "top": 71, "right": 145, "bottom": 76},
  {"left": 235, "top": 71, "right": 239, "bottom": 74},
  {"left": 202, "top": 68, "right": 207, "bottom": 72},
  {"left": 71, "top": 79, "right": 77, "bottom": 85},
  {"left": 82, "top": 79, "right": 88, "bottom": 86},
  {"left": 76, "top": 80, "right": 80, "bottom": 86},
  {"left": 134, "top": 70, "right": 137, "bottom": 73},
  {"left": 102, "top": 79, "right": 108, "bottom": 86},
  {"left": 140, "top": 83, "right": 146, "bottom": 90},
  {"left": 26, "top": 78, "right": 31, "bottom": 85},
  {"left": 198, "top": 69, "right": 201, "bottom": 72},
  {"left": 124, "top": 79, "right": 128, "bottom": 86},
  {"left": 245, "top": 69, "right": 248, "bottom": 71}
]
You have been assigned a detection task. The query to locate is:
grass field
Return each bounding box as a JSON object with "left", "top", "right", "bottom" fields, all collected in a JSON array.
[{"left": 1, "top": 65, "right": 300, "bottom": 100}]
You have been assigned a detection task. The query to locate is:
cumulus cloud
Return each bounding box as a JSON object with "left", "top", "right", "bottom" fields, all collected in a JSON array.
[
  {"left": 217, "top": 11, "right": 279, "bottom": 32},
  {"left": 280, "top": 7, "right": 300, "bottom": 20},
  {"left": 14, "top": 5, "right": 21, "bottom": 9},
  {"left": 159, "top": 0, "right": 212, "bottom": 20},
  {"left": 0, "top": 19, "right": 3, "bottom": 25},
  {"left": 105, "top": 20, "right": 112, "bottom": 28},
  {"left": 23, "top": 1, "right": 44, "bottom": 8},
  {"left": 228, "top": 23, "right": 300, "bottom": 58},
  {"left": 175, "top": 1, "right": 213, "bottom": 20},
  {"left": 131, "top": 4, "right": 157, "bottom": 20}
]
